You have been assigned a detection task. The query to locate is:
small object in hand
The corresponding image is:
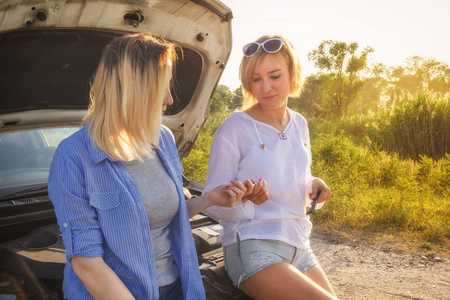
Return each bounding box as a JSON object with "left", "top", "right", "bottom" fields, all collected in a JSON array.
[{"left": 307, "top": 191, "right": 320, "bottom": 215}]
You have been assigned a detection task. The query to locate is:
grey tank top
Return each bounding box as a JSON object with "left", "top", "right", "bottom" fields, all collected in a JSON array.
[{"left": 124, "top": 150, "right": 180, "bottom": 287}]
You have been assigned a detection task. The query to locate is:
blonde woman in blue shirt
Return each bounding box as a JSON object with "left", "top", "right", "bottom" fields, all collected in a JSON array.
[
  {"left": 48, "top": 33, "right": 259, "bottom": 300},
  {"left": 204, "top": 35, "right": 338, "bottom": 300}
]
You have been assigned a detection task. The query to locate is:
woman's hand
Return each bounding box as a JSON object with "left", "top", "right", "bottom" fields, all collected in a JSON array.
[
  {"left": 309, "top": 178, "right": 331, "bottom": 204},
  {"left": 206, "top": 179, "right": 249, "bottom": 207},
  {"left": 186, "top": 180, "right": 249, "bottom": 218},
  {"left": 186, "top": 179, "right": 269, "bottom": 218},
  {"left": 243, "top": 179, "right": 269, "bottom": 205}
]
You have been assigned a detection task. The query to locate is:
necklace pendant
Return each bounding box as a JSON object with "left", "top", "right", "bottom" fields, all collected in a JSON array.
[{"left": 278, "top": 133, "right": 287, "bottom": 140}]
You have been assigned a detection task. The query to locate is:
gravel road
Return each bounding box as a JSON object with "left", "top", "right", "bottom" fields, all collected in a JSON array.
[{"left": 311, "top": 232, "right": 449, "bottom": 300}]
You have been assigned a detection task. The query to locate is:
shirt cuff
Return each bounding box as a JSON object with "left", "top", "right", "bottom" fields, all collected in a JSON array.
[
  {"left": 306, "top": 177, "right": 318, "bottom": 194},
  {"left": 68, "top": 228, "right": 104, "bottom": 260}
]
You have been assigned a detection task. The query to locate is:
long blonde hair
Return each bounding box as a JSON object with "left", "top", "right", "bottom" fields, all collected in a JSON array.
[
  {"left": 239, "top": 35, "right": 302, "bottom": 110},
  {"left": 83, "top": 33, "right": 176, "bottom": 161}
]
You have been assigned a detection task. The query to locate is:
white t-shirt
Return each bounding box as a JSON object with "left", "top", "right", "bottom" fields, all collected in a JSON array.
[{"left": 204, "top": 108, "right": 318, "bottom": 249}]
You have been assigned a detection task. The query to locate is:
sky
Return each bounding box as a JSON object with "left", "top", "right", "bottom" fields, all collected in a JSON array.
[{"left": 218, "top": 0, "right": 450, "bottom": 90}]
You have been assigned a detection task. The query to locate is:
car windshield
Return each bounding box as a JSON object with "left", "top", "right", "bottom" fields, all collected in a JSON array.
[{"left": 0, "top": 127, "right": 78, "bottom": 198}]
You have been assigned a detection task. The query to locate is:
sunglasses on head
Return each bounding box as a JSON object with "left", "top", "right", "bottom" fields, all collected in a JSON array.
[{"left": 242, "top": 38, "right": 285, "bottom": 57}]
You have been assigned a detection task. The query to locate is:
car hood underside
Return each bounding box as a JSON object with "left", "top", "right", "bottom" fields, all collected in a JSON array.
[{"left": 0, "top": 0, "right": 232, "bottom": 156}]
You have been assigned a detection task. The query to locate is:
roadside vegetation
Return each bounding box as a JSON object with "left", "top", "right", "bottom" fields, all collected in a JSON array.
[{"left": 182, "top": 40, "right": 450, "bottom": 253}]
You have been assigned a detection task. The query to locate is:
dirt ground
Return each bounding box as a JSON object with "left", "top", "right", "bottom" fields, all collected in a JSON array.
[{"left": 310, "top": 229, "right": 449, "bottom": 300}]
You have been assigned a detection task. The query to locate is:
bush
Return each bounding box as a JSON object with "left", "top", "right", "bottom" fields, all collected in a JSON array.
[
  {"left": 416, "top": 154, "right": 450, "bottom": 196},
  {"left": 181, "top": 111, "right": 231, "bottom": 184},
  {"left": 310, "top": 131, "right": 449, "bottom": 246}
]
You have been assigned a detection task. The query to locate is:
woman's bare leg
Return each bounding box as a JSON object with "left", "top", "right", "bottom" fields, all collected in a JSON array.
[
  {"left": 304, "top": 264, "right": 336, "bottom": 296},
  {"left": 239, "top": 262, "right": 338, "bottom": 300}
]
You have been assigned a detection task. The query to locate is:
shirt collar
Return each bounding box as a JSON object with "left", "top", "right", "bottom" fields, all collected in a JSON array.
[
  {"left": 82, "top": 125, "right": 165, "bottom": 165},
  {"left": 81, "top": 126, "right": 118, "bottom": 165}
]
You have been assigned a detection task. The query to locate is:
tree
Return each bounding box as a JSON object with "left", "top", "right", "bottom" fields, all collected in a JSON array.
[
  {"left": 290, "top": 74, "right": 332, "bottom": 117},
  {"left": 229, "top": 86, "right": 244, "bottom": 111},
  {"left": 307, "top": 40, "right": 374, "bottom": 117},
  {"left": 386, "top": 56, "right": 450, "bottom": 107},
  {"left": 209, "top": 85, "right": 232, "bottom": 114},
  {"left": 350, "top": 62, "right": 389, "bottom": 113}
]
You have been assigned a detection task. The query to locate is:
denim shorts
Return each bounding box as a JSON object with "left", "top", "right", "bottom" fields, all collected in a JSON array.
[{"left": 224, "top": 238, "right": 318, "bottom": 288}]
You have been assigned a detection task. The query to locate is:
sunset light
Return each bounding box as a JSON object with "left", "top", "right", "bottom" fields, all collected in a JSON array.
[{"left": 220, "top": 0, "right": 450, "bottom": 90}]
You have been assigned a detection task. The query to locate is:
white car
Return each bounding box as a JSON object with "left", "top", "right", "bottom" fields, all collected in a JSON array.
[{"left": 0, "top": 0, "right": 249, "bottom": 298}]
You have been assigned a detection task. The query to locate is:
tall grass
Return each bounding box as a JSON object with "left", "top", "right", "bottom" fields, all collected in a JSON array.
[
  {"left": 306, "top": 90, "right": 450, "bottom": 248},
  {"left": 311, "top": 133, "right": 449, "bottom": 247},
  {"left": 369, "top": 91, "right": 450, "bottom": 161},
  {"left": 309, "top": 90, "right": 450, "bottom": 161}
]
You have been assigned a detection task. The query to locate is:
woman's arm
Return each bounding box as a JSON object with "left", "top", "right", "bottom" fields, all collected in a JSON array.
[
  {"left": 203, "top": 126, "right": 269, "bottom": 221},
  {"left": 189, "top": 179, "right": 269, "bottom": 221},
  {"left": 72, "top": 256, "right": 134, "bottom": 300},
  {"left": 186, "top": 179, "right": 253, "bottom": 218},
  {"left": 49, "top": 141, "right": 132, "bottom": 299}
]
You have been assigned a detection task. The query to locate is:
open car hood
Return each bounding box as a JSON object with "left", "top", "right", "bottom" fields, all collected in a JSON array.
[{"left": 0, "top": 0, "right": 232, "bottom": 157}]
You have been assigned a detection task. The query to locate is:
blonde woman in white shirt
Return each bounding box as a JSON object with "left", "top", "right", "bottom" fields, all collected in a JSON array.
[{"left": 204, "top": 35, "right": 337, "bottom": 300}]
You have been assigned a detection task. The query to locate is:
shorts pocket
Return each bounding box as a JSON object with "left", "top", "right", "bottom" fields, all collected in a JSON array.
[{"left": 223, "top": 242, "right": 246, "bottom": 287}]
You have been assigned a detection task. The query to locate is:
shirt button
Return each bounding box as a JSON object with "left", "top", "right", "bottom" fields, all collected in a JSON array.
[{"left": 63, "top": 223, "right": 68, "bottom": 228}]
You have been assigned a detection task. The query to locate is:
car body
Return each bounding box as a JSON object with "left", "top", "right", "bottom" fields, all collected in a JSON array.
[{"left": 0, "top": 0, "right": 250, "bottom": 298}]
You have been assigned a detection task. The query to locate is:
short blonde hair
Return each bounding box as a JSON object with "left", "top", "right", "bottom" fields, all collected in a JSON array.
[
  {"left": 239, "top": 35, "right": 302, "bottom": 110},
  {"left": 83, "top": 33, "right": 176, "bottom": 161}
]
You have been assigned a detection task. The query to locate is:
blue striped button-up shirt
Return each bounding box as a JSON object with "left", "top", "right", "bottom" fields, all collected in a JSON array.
[{"left": 48, "top": 125, "right": 205, "bottom": 300}]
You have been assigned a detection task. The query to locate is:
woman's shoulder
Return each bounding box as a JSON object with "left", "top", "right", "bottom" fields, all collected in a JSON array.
[
  {"left": 57, "top": 127, "right": 87, "bottom": 153},
  {"left": 51, "top": 127, "right": 92, "bottom": 167},
  {"left": 160, "top": 124, "right": 174, "bottom": 140},
  {"left": 159, "top": 125, "right": 178, "bottom": 153},
  {"left": 216, "top": 111, "right": 253, "bottom": 134},
  {"left": 224, "top": 111, "right": 250, "bottom": 124},
  {"left": 288, "top": 108, "right": 308, "bottom": 125}
]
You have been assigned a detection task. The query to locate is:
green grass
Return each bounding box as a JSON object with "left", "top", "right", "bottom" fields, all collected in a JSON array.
[
  {"left": 182, "top": 111, "right": 231, "bottom": 184},
  {"left": 182, "top": 92, "right": 450, "bottom": 252},
  {"left": 310, "top": 132, "right": 449, "bottom": 249}
]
